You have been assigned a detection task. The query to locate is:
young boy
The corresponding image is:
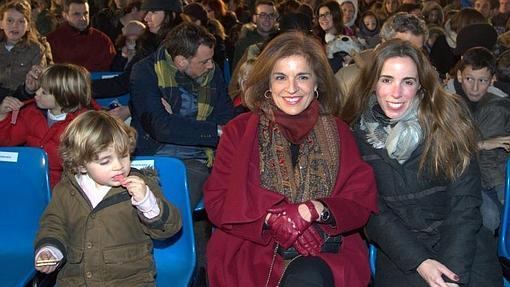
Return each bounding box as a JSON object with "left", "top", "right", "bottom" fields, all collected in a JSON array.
[
  {"left": 451, "top": 47, "right": 510, "bottom": 232},
  {"left": 34, "top": 110, "right": 182, "bottom": 286}
]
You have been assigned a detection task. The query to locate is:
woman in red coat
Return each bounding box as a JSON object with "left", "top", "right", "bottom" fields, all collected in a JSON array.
[
  {"left": 204, "top": 31, "right": 378, "bottom": 287},
  {"left": 0, "top": 63, "right": 94, "bottom": 187}
]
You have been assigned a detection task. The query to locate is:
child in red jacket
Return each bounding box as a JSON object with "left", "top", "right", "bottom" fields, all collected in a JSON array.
[{"left": 0, "top": 63, "right": 94, "bottom": 187}]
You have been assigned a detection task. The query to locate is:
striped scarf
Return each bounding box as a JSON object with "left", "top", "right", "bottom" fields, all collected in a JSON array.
[{"left": 153, "top": 46, "right": 216, "bottom": 166}]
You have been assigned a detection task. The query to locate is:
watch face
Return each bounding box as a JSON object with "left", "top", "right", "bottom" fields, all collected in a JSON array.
[{"left": 321, "top": 209, "right": 330, "bottom": 222}]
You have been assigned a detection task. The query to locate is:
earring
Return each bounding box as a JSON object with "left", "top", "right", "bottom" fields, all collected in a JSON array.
[
  {"left": 264, "top": 90, "right": 272, "bottom": 99},
  {"left": 314, "top": 89, "right": 319, "bottom": 99}
]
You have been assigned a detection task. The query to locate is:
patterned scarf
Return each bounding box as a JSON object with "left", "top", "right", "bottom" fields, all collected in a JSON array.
[
  {"left": 359, "top": 94, "right": 422, "bottom": 164},
  {"left": 153, "top": 46, "right": 216, "bottom": 166},
  {"left": 258, "top": 101, "right": 340, "bottom": 203}
]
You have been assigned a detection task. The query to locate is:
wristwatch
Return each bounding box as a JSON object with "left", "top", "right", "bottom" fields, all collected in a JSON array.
[{"left": 320, "top": 207, "right": 331, "bottom": 223}]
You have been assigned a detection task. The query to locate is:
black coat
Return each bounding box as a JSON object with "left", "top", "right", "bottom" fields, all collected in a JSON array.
[{"left": 353, "top": 125, "right": 502, "bottom": 287}]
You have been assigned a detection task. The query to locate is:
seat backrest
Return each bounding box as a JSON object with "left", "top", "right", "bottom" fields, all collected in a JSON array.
[
  {"left": 499, "top": 158, "right": 510, "bottom": 259},
  {"left": 0, "top": 147, "right": 51, "bottom": 286},
  {"left": 131, "top": 156, "right": 196, "bottom": 286},
  {"left": 90, "top": 71, "right": 130, "bottom": 108}
]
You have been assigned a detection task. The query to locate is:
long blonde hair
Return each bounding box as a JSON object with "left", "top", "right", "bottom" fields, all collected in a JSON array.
[{"left": 342, "top": 39, "right": 477, "bottom": 180}]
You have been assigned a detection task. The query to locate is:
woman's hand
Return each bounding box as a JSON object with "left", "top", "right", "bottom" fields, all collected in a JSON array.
[
  {"left": 298, "top": 200, "right": 324, "bottom": 222},
  {"left": 293, "top": 227, "right": 323, "bottom": 256},
  {"left": 479, "top": 136, "right": 510, "bottom": 152},
  {"left": 417, "top": 259, "right": 460, "bottom": 287},
  {"left": 267, "top": 201, "right": 319, "bottom": 248}
]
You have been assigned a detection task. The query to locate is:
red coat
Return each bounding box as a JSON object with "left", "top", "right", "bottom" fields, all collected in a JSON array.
[
  {"left": 204, "top": 112, "right": 378, "bottom": 287},
  {"left": 47, "top": 23, "right": 116, "bottom": 71},
  {"left": 0, "top": 104, "right": 89, "bottom": 188}
]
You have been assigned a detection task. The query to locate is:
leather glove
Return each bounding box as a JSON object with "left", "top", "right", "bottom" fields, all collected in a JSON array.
[
  {"left": 267, "top": 201, "right": 319, "bottom": 249},
  {"left": 293, "top": 226, "right": 323, "bottom": 256}
]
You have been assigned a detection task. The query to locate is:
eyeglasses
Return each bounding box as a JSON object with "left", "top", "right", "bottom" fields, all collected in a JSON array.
[
  {"left": 256, "top": 12, "right": 277, "bottom": 20},
  {"left": 318, "top": 11, "right": 331, "bottom": 19}
]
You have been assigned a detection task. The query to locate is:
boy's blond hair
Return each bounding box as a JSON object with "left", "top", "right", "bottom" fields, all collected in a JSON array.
[
  {"left": 39, "top": 63, "right": 91, "bottom": 113},
  {"left": 59, "top": 110, "right": 137, "bottom": 174}
]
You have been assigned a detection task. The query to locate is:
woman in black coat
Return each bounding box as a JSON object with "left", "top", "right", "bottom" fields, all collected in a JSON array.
[{"left": 342, "top": 39, "right": 502, "bottom": 287}]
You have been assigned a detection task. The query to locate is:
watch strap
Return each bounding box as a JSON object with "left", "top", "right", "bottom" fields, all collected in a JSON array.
[{"left": 304, "top": 201, "right": 319, "bottom": 222}]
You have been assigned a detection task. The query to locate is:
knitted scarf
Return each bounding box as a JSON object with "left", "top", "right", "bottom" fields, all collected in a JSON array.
[
  {"left": 360, "top": 94, "right": 422, "bottom": 164},
  {"left": 258, "top": 100, "right": 340, "bottom": 203},
  {"left": 153, "top": 46, "right": 216, "bottom": 166}
]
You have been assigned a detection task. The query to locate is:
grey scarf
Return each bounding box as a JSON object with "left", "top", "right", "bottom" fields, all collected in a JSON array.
[{"left": 360, "top": 94, "right": 422, "bottom": 164}]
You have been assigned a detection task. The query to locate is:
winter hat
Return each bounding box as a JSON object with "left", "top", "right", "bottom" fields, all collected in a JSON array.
[
  {"left": 336, "top": 0, "right": 358, "bottom": 28},
  {"left": 183, "top": 3, "right": 208, "bottom": 25},
  {"left": 454, "top": 23, "right": 497, "bottom": 55},
  {"left": 141, "top": 0, "right": 183, "bottom": 12}
]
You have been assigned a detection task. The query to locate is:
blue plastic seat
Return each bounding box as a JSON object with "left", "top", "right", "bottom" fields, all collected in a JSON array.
[
  {"left": 0, "top": 147, "right": 51, "bottom": 287},
  {"left": 498, "top": 158, "right": 510, "bottom": 286},
  {"left": 90, "top": 71, "right": 130, "bottom": 108},
  {"left": 131, "top": 156, "right": 196, "bottom": 286}
]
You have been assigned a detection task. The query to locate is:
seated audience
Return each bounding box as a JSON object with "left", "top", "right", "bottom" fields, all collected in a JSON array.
[
  {"left": 232, "top": 0, "right": 277, "bottom": 69},
  {"left": 335, "top": 12, "right": 428, "bottom": 109},
  {"left": 495, "top": 49, "right": 510, "bottom": 95},
  {"left": 0, "top": 64, "right": 96, "bottom": 187},
  {"left": 47, "top": 0, "right": 116, "bottom": 71},
  {"left": 342, "top": 39, "right": 502, "bottom": 287},
  {"left": 129, "top": 22, "right": 234, "bottom": 208},
  {"left": 34, "top": 110, "right": 181, "bottom": 285},
  {"left": 205, "top": 31, "right": 377, "bottom": 287},
  {"left": 447, "top": 47, "right": 510, "bottom": 232},
  {"left": 0, "top": 0, "right": 50, "bottom": 93}
]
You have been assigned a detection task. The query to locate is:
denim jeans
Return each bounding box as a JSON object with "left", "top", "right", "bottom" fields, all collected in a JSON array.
[{"left": 481, "top": 185, "right": 504, "bottom": 234}]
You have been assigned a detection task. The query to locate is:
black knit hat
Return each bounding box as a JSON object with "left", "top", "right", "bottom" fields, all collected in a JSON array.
[
  {"left": 183, "top": 3, "right": 208, "bottom": 26},
  {"left": 454, "top": 23, "right": 497, "bottom": 56},
  {"left": 141, "top": 0, "right": 183, "bottom": 12}
]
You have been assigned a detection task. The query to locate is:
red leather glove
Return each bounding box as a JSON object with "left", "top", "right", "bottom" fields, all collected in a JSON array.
[
  {"left": 267, "top": 201, "right": 319, "bottom": 249},
  {"left": 293, "top": 226, "right": 323, "bottom": 256}
]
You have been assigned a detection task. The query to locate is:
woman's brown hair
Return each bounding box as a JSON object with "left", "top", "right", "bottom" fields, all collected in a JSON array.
[
  {"left": 0, "top": 0, "right": 39, "bottom": 45},
  {"left": 244, "top": 31, "right": 341, "bottom": 115},
  {"left": 342, "top": 39, "right": 477, "bottom": 180},
  {"left": 450, "top": 7, "right": 486, "bottom": 33},
  {"left": 316, "top": 0, "right": 344, "bottom": 37}
]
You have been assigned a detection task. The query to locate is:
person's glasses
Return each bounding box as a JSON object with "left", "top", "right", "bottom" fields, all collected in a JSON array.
[
  {"left": 318, "top": 11, "right": 331, "bottom": 19},
  {"left": 256, "top": 12, "right": 276, "bottom": 20}
]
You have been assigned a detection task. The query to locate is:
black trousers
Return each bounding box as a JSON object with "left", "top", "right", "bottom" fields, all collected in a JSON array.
[{"left": 280, "top": 256, "right": 334, "bottom": 287}]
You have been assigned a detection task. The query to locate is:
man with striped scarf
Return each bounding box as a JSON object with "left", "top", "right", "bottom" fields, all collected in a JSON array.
[{"left": 130, "top": 22, "right": 234, "bottom": 208}]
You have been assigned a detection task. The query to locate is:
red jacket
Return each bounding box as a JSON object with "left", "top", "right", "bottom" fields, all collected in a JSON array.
[
  {"left": 47, "top": 23, "right": 116, "bottom": 71},
  {"left": 204, "top": 112, "right": 378, "bottom": 287},
  {"left": 0, "top": 104, "right": 90, "bottom": 188}
]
